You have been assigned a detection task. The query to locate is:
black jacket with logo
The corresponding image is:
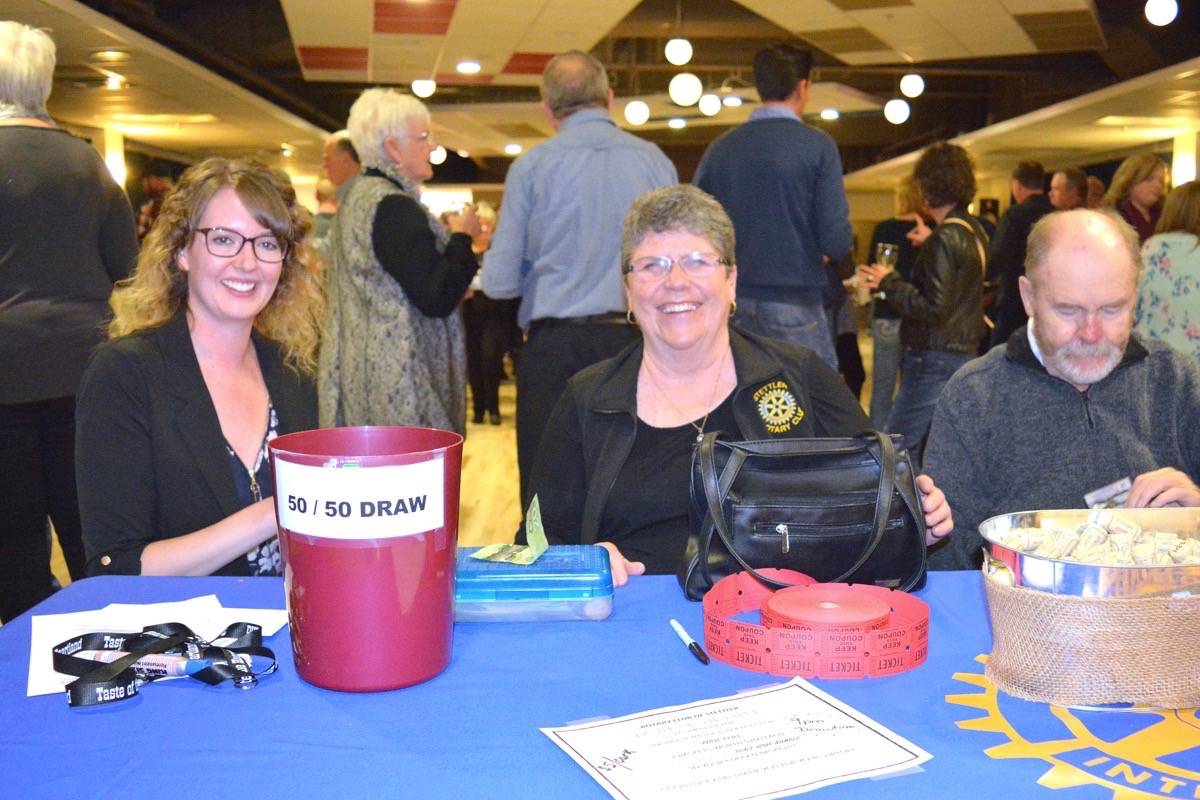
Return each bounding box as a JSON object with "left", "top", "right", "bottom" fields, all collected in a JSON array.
[{"left": 519, "top": 328, "right": 868, "bottom": 547}]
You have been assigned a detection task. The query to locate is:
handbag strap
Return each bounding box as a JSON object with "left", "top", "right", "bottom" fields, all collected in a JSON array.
[{"left": 697, "top": 430, "right": 904, "bottom": 592}]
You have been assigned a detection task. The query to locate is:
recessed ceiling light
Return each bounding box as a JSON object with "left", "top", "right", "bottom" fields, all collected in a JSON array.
[
  {"left": 456, "top": 60, "right": 481, "bottom": 75},
  {"left": 722, "top": 95, "right": 743, "bottom": 108},
  {"left": 411, "top": 79, "right": 436, "bottom": 98},
  {"left": 667, "top": 117, "right": 686, "bottom": 129},
  {"left": 280, "top": 143, "right": 294, "bottom": 158},
  {"left": 504, "top": 143, "right": 522, "bottom": 156},
  {"left": 456, "top": 149, "right": 470, "bottom": 158},
  {"left": 104, "top": 74, "right": 126, "bottom": 91},
  {"left": 91, "top": 49, "right": 129, "bottom": 62},
  {"left": 819, "top": 108, "right": 839, "bottom": 121},
  {"left": 429, "top": 145, "right": 447, "bottom": 165}
]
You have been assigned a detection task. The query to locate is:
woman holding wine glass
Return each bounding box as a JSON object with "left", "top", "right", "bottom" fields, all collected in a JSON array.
[{"left": 859, "top": 143, "right": 986, "bottom": 465}]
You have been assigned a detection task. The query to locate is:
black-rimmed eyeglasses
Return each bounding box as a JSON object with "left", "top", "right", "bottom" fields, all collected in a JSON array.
[{"left": 193, "top": 227, "right": 287, "bottom": 263}]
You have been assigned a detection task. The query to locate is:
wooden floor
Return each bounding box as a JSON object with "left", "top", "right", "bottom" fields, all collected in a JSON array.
[{"left": 50, "top": 331, "right": 872, "bottom": 586}]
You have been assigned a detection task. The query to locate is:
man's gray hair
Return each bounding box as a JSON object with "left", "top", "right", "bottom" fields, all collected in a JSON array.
[
  {"left": 0, "top": 21, "right": 56, "bottom": 117},
  {"left": 347, "top": 88, "right": 430, "bottom": 169},
  {"left": 621, "top": 185, "right": 735, "bottom": 273},
  {"left": 1025, "top": 208, "right": 1141, "bottom": 284},
  {"left": 541, "top": 51, "right": 609, "bottom": 121}
]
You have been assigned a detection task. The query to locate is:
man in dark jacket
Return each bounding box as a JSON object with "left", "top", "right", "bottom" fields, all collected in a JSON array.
[{"left": 988, "top": 161, "right": 1052, "bottom": 347}]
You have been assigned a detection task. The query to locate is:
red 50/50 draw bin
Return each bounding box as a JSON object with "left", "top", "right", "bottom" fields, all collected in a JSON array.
[{"left": 269, "top": 426, "right": 462, "bottom": 691}]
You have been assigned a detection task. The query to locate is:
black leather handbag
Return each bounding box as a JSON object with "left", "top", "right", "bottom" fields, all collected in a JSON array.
[{"left": 679, "top": 430, "right": 927, "bottom": 600}]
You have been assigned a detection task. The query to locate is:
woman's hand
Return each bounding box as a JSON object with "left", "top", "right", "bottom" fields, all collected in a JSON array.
[
  {"left": 1125, "top": 467, "right": 1200, "bottom": 508},
  {"left": 857, "top": 263, "right": 893, "bottom": 291},
  {"left": 915, "top": 474, "right": 953, "bottom": 545},
  {"left": 446, "top": 204, "right": 483, "bottom": 240},
  {"left": 597, "top": 541, "right": 646, "bottom": 587}
]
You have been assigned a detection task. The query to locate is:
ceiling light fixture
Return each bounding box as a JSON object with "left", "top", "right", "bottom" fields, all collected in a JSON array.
[
  {"left": 1145, "top": 0, "right": 1179, "bottom": 26},
  {"left": 91, "top": 49, "right": 129, "bottom": 62},
  {"left": 429, "top": 145, "right": 447, "bottom": 165},
  {"left": 899, "top": 73, "right": 925, "bottom": 99},
  {"left": 104, "top": 73, "right": 126, "bottom": 91},
  {"left": 456, "top": 149, "right": 470, "bottom": 158},
  {"left": 667, "top": 117, "right": 686, "bottom": 129},
  {"left": 624, "top": 100, "right": 651, "bottom": 126},
  {"left": 665, "top": 39, "right": 693, "bottom": 67},
  {"left": 663, "top": 0, "right": 692, "bottom": 66},
  {"left": 668, "top": 73, "right": 703, "bottom": 107},
  {"left": 280, "top": 143, "right": 294, "bottom": 158},
  {"left": 722, "top": 95, "right": 743, "bottom": 108},
  {"left": 456, "top": 60, "right": 481, "bottom": 75},
  {"left": 883, "top": 98, "right": 911, "bottom": 125},
  {"left": 698, "top": 94, "right": 721, "bottom": 117},
  {"left": 504, "top": 143, "right": 522, "bottom": 156},
  {"left": 819, "top": 108, "right": 839, "bottom": 121},
  {"left": 412, "top": 79, "right": 437, "bottom": 98}
]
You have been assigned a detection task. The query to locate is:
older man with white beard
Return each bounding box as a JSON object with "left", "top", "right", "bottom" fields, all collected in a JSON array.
[{"left": 922, "top": 208, "right": 1200, "bottom": 569}]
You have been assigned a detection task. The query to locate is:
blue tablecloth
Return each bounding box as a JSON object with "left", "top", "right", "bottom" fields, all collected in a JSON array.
[{"left": 1, "top": 572, "right": 1196, "bottom": 798}]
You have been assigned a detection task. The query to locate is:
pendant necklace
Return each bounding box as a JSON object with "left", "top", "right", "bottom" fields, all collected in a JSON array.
[{"left": 642, "top": 353, "right": 729, "bottom": 443}]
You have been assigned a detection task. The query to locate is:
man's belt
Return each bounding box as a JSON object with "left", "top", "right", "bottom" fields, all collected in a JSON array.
[{"left": 528, "top": 312, "right": 628, "bottom": 333}]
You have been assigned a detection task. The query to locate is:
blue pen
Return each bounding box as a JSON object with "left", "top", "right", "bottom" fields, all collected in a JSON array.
[{"left": 79, "top": 650, "right": 215, "bottom": 677}]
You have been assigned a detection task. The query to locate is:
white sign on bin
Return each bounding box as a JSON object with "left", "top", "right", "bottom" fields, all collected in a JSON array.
[{"left": 274, "top": 457, "right": 445, "bottom": 539}]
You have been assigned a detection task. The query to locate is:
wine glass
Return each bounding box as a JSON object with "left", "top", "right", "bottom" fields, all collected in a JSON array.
[{"left": 875, "top": 242, "right": 899, "bottom": 269}]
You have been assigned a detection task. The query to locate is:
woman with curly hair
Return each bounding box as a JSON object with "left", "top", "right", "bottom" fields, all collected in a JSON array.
[
  {"left": 1105, "top": 153, "right": 1167, "bottom": 244},
  {"left": 860, "top": 142, "right": 987, "bottom": 464},
  {"left": 76, "top": 158, "right": 324, "bottom": 576}
]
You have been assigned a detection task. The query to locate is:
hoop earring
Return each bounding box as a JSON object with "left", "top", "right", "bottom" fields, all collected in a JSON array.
[
  {"left": 626, "top": 309, "right": 635, "bottom": 325},
  {"left": 729, "top": 300, "right": 737, "bottom": 318}
]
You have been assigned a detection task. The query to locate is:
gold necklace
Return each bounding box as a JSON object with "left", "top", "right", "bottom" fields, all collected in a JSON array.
[{"left": 641, "top": 353, "right": 730, "bottom": 443}]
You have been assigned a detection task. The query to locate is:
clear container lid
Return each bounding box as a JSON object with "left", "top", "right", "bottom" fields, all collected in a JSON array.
[{"left": 455, "top": 545, "right": 614, "bottom": 602}]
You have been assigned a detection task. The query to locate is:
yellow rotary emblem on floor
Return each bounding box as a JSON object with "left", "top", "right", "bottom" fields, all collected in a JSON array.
[{"left": 947, "top": 655, "right": 1200, "bottom": 798}]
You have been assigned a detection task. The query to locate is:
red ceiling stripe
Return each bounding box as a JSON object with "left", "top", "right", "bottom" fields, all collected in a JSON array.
[
  {"left": 298, "top": 46, "right": 369, "bottom": 71},
  {"left": 434, "top": 72, "right": 494, "bottom": 85},
  {"left": 502, "top": 52, "right": 554, "bottom": 75},
  {"left": 375, "top": 0, "right": 457, "bottom": 35}
]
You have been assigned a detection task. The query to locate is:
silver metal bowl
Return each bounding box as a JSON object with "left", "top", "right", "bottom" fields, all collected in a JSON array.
[{"left": 980, "top": 508, "right": 1200, "bottom": 597}]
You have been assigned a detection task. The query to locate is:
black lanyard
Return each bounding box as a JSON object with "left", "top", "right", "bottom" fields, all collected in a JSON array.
[{"left": 52, "top": 622, "right": 277, "bottom": 708}]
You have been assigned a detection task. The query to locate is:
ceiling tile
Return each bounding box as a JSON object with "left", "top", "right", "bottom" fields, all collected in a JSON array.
[{"left": 374, "top": 0, "right": 459, "bottom": 36}]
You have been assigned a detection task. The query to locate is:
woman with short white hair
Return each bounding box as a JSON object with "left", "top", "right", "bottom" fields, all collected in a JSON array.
[
  {"left": 0, "top": 21, "right": 138, "bottom": 620},
  {"left": 319, "top": 87, "right": 481, "bottom": 432}
]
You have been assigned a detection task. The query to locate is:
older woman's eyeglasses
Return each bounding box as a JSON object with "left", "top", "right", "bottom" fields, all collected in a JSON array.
[
  {"left": 193, "top": 228, "right": 287, "bottom": 263},
  {"left": 625, "top": 251, "right": 725, "bottom": 282}
]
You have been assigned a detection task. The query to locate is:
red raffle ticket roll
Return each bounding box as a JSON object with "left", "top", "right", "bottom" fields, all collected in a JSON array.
[{"left": 702, "top": 569, "right": 930, "bottom": 679}]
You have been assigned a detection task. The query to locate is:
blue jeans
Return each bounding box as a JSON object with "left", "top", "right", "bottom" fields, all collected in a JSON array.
[
  {"left": 734, "top": 297, "right": 838, "bottom": 370},
  {"left": 869, "top": 317, "right": 902, "bottom": 428},
  {"left": 885, "top": 348, "right": 971, "bottom": 467}
]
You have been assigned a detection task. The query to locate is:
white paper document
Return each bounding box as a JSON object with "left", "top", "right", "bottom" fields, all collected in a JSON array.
[
  {"left": 27, "top": 594, "right": 289, "bottom": 697},
  {"left": 541, "top": 678, "right": 932, "bottom": 800}
]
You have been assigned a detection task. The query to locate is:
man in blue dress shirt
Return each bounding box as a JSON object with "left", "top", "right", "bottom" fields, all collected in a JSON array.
[
  {"left": 694, "top": 44, "right": 851, "bottom": 370},
  {"left": 483, "top": 50, "right": 677, "bottom": 502}
]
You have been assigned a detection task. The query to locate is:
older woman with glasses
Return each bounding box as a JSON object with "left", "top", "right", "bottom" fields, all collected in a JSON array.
[
  {"left": 76, "top": 158, "right": 324, "bottom": 576},
  {"left": 319, "top": 88, "right": 481, "bottom": 433},
  {"left": 521, "top": 185, "right": 953, "bottom": 583}
]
